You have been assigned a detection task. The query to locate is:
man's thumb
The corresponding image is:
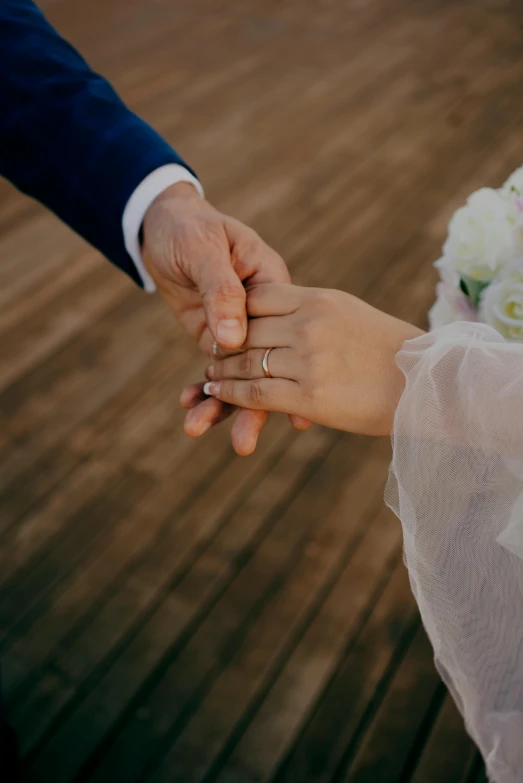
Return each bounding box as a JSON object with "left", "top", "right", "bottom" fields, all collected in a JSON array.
[{"left": 200, "top": 262, "right": 247, "bottom": 351}]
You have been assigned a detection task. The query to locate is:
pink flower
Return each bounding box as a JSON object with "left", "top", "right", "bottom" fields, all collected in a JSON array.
[
  {"left": 455, "top": 293, "right": 477, "bottom": 320},
  {"left": 429, "top": 282, "right": 477, "bottom": 330}
]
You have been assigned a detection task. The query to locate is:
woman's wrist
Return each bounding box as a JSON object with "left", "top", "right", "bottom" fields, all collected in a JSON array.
[{"left": 381, "top": 322, "right": 425, "bottom": 435}]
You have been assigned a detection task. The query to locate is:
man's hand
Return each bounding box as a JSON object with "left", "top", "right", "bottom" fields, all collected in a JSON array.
[
  {"left": 142, "top": 182, "right": 289, "bottom": 353},
  {"left": 142, "top": 181, "right": 309, "bottom": 454}
]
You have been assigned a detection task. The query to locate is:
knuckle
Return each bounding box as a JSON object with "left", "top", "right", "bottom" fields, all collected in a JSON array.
[
  {"left": 247, "top": 380, "right": 265, "bottom": 406},
  {"left": 273, "top": 255, "right": 291, "bottom": 283},
  {"left": 242, "top": 225, "right": 261, "bottom": 243},
  {"left": 239, "top": 229, "right": 263, "bottom": 256},
  {"left": 222, "top": 380, "right": 235, "bottom": 400},
  {"left": 212, "top": 278, "right": 245, "bottom": 303},
  {"left": 239, "top": 351, "right": 253, "bottom": 376},
  {"left": 310, "top": 290, "right": 334, "bottom": 319},
  {"left": 298, "top": 317, "right": 322, "bottom": 348}
]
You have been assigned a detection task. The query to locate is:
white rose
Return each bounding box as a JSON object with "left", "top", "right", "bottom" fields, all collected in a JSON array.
[
  {"left": 480, "top": 266, "right": 523, "bottom": 341},
  {"left": 500, "top": 168, "right": 523, "bottom": 244},
  {"left": 443, "top": 187, "right": 520, "bottom": 282},
  {"left": 434, "top": 255, "right": 460, "bottom": 287},
  {"left": 502, "top": 165, "right": 523, "bottom": 198},
  {"left": 429, "top": 282, "right": 476, "bottom": 330}
]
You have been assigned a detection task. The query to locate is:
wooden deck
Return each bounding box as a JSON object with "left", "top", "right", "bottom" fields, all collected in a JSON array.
[{"left": 1, "top": 0, "right": 522, "bottom": 780}]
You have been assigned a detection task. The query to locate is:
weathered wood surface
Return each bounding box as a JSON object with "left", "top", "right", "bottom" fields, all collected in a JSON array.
[{"left": 3, "top": 0, "right": 522, "bottom": 779}]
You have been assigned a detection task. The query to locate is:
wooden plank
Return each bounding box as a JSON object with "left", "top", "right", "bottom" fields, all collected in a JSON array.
[
  {"left": 0, "top": 249, "right": 103, "bottom": 339},
  {"left": 0, "top": 321, "right": 202, "bottom": 544},
  {"left": 0, "top": 339, "right": 198, "bottom": 546},
  {"left": 339, "top": 626, "right": 442, "bottom": 783},
  {"left": 85, "top": 448, "right": 393, "bottom": 783},
  {"left": 307, "top": 75, "right": 523, "bottom": 300},
  {"left": 0, "top": 214, "right": 88, "bottom": 310},
  {"left": 13, "top": 425, "right": 332, "bottom": 763},
  {"left": 4, "top": 414, "right": 298, "bottom": 698},
  {"left": 273, "top": 562, "right": 418, "bottom": 783},
  {"left": 409, "top": 694, "right": 478, "bottom": 783},
  {"left": 207, "top": 508, "right": 404, "bottom": 783},
  {"left": 4, "top": 410, "right": 294, "bottom": 691},
  {"left": 0, "top": 468, "right": 157, "bottom": 643},
  {"left": 27, "top": 436, "right": 381, "bottom": 781},
  {"left": 0, "top": 294, "right": 168, "bottom": 502}
]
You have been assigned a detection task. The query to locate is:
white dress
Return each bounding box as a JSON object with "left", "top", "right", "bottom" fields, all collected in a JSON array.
[{"left": 387, "top": 322, "right": 523, "bottom": 783}]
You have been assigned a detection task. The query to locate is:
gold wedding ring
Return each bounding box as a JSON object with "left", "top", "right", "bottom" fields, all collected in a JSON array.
[{"left": 262, "top": 348, "right": 273, "bottom": 378}]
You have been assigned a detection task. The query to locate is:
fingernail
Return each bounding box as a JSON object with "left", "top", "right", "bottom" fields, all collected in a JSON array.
[
  {"left": 203, "top": 382, "right": 220, "bottom": 396},
  {"left": 216, "top": 318, "right": 243, "bottom": 347},
  {"left": 207, "top": 364, "right": 215, "bottom": 379}
]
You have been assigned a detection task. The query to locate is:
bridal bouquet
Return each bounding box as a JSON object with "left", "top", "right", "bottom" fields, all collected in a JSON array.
[{"left": 429, "top": 166, "right": 523, "bottom": 341}]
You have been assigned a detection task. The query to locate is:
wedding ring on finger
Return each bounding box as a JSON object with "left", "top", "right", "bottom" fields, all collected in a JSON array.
[
  {"left": 209, "top": 347, "right": 288, "bottom": 382},
  {"left": 262, "top": 348, "right": 273, "bottom": 379},
  {"left": 212, "top": 341, "right": 219, "bottom": 357}
]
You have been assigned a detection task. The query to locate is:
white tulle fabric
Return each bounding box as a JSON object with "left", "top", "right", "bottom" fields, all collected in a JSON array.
[{"left": 386, "top": 322, "right": 523, "bottom": 783}]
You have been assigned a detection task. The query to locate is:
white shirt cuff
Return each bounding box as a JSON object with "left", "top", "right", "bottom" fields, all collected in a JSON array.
[{"left": 122, "top": 164, "right": 204, "bottom": 292}]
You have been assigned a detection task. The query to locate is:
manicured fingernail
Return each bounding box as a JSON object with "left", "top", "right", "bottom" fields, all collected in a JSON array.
[
  {"left": 216, "top": 318, "right": 243, "bottom": 346},
  {"left": 207, "top": 364, "right": 215, "bottom": 379},
  {"left": 203, "top": 382, "right": 220, "bottom": 396}
]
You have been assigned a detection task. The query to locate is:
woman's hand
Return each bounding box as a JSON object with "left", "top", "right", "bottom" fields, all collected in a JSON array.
[{"left": 201, "top": 283, "right": 424, "bottom": 437}]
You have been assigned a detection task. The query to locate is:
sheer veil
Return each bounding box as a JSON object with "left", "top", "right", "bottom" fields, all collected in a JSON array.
[{"left": 386, "top": 322, "right": 523, "bottom": 783}]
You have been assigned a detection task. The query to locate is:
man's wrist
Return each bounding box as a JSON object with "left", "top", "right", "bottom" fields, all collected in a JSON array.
[
  {"left": 122, "top": 164, "right": 204, "bottom": 292},
  {"left": 149, "top": 180, "right": 203, "bottom": 208},
  {"left": 138, "top": 181, "right": 201, "bottom": 248}
]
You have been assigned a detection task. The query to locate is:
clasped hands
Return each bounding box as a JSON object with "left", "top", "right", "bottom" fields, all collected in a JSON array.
[
  {"left": 182, "top": 283, "right": 423, "bottom": 451},
  {"left": 141, "top": 180, "right": 421, "bottom": 455}
]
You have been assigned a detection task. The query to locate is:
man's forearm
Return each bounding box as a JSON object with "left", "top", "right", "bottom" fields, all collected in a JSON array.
[{"left": 0, "top": 0, "right": 198, "bottom": 285}]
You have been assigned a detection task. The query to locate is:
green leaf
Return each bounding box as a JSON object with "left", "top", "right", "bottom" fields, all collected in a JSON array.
[{"left": 460, "top": 275, "right": 489, "bottom": 307}]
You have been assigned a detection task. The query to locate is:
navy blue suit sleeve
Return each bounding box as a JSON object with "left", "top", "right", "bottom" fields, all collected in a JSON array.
[{"left": 0, "top": 0, "right": 196, "bottom": 286}]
